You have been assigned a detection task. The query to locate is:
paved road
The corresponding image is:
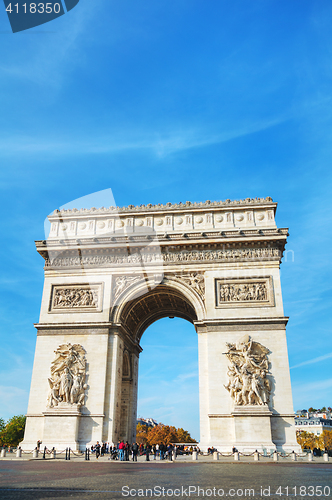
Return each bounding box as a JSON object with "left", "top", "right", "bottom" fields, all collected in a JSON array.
[{"left": 0, "top": 459, "right": 331, "bottom": 500}]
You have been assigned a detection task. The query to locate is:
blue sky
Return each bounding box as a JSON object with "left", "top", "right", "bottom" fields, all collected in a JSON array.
[{"left": 0, "top": 0, "right": 331, "bottom": 440}]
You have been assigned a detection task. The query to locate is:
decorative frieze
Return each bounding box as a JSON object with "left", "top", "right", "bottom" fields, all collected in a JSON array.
[
  {"left": 47, "top": 343, "right": 87, "bottom": 408},
  {"left": 224, "top": 334, "right": 271, "bottom": 406},
  {"left": 215, "top": 277, "right": 274, "bottom": 308},
  {"left": 49, "top": 284, "right": 103, "bottom": 312},
  {"left": 45, "top": 247, "right": 281, "bottom": 269}
]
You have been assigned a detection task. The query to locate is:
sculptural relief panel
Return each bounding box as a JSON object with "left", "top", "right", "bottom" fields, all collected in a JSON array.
[
  {"left": 49, "top": 284, "right": 103, "bottom": 312},
  {"left": 224, "top": 335, "right": 272, "bottom": 407},
  {"left": 215, "top": 277, "right": 274, "bottom": 308},
  {"left": 47, "top": 343, "right": 88, "bottom": 408}
]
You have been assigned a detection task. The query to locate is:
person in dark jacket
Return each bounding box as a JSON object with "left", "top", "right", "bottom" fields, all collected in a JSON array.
[
  {"left": 125, "top": 442, "right": 130, "bottom": 461},
  {"left": 95, "top": 441, "right": 101, "bottom": 460},
  {"left": 132, "top": 442, "right": 139, "bottom": 462}
]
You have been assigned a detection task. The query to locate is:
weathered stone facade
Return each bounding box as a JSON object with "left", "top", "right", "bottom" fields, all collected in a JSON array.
[{"left": 21, "top": 197, "right": 300, "bottom": 452}]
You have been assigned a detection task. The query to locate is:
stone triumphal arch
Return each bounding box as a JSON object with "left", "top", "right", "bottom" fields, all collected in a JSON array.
[{"left": 21, "top": 197, "right": 300, "bottom": 452}]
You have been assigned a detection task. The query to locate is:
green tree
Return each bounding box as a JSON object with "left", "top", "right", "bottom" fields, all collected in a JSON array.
[{"left": 0, "top": 415, "right": 26, "bottom": 447}]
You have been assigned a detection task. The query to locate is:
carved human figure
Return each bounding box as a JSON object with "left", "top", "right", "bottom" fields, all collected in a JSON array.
[
  {"left": 249, "top": 372, "right": 264, "bottom": 405},
  {"left": 70, "top": 373, "right": 81, "bottom": 404},
  {"left": 259, "top": 371, "right": 271, "bottom": 404},
  {"left": 47, "top": 377, "right": 60, "bottom": 407},
  {"left": 237, "top": 368, "right": 251, "bottom": 405},
  {"left": 59, "top": 367, "right": 72, "bottom": 403},
  {"left": 224, "top": 335, "right": 271, "bottom": 407}
]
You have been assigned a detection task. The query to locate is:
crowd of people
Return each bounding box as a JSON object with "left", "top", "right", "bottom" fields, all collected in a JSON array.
[{"left": 90, "top": 441, "right": 200, "bottom": 460}]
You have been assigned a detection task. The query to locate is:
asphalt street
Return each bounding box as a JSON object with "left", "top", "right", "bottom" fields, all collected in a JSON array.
[{"left": 0, "top": 459, "right": 331, "bottom": 500}]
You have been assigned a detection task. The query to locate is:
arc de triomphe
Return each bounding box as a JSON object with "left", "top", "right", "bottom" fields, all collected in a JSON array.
[{"left": 21, "top": 197, "right": 300, "bottom": 452}]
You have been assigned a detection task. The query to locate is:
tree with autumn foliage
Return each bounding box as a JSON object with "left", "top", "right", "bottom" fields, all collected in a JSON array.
[
  {"left": 296, "top": 430, "right": 317, "bottom": 451},
  {"left": 296, "top": 430, "right": 332, "bottom": 452},
  {"left": 136, "top": 422, "right": 196, "bottom": 445},
  {"left": 136, "top": 423, "right": 149, "bottom": 444},
  {"left": 318, "top": 430, "right": 332, "bottom": 451}
]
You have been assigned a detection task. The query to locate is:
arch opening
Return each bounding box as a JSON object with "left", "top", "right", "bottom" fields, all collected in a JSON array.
[
  {"left": 115, "top": 283, "right": 200, "bottom": 444},
  {"left": 117, "top": 283, "right": 199, "bottom": 343},
  {"left": 137, "top": 317, "right": 200, "bottom": 442}
]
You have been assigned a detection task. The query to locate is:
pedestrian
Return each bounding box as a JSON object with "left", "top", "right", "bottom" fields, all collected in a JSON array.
[
  {"left": 151, "top": 445, "right": 156, "bottom": 460},
  {"left": 118, "top": 440, "right": 125, "bottom": 461},
  {"left": 125, "top": 442, "right": 130, "bottom": 461},
  {"left": 167, "top": 444, "right": 173, "bottom": 461},
  {"left": 95, "top": 441, "right": 101, "bottom": 460},
  {"left": 146, "top": 444, "right": 150, "bottom": 461},
  {"left": 132, "top": 442, "right": 139, "bottom": 462}
]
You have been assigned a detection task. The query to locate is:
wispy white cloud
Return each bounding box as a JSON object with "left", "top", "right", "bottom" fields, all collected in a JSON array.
[
  {"left": 0, "top": 116, "right": 286, "bottom": 159},
  {"left": 291, "top": 352, "right": 332, "bottom": 369},
  {"left": 173, "top": 371, "right": 198, "bottom": 383}
]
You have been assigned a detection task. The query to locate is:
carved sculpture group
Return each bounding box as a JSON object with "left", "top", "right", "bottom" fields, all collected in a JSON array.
[
  {"left": 47, "top": 343, "right": 87, "bottom": 408},
  {"left": 219, "top": 282, "right": 267, "bottom": 302},
  {"left": 224, "top": 335, "right": 271, "bottom": 406},
  {"left": 53, "top": 288, "right": 98, "bottom": 308}
]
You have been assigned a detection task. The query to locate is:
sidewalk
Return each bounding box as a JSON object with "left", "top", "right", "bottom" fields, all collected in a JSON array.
[{"left": 0, "top": 452, "right": 330, "bottom": 464}]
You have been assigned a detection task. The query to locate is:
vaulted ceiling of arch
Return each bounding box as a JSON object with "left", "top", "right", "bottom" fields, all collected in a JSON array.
[{"left": 119, "top": 286, "right": 197, "bottom": 343}]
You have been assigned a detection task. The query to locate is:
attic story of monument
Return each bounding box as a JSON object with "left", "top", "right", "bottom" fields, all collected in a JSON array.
[{"left": 21, "top": 197, "right": 300, "bottom": 452}]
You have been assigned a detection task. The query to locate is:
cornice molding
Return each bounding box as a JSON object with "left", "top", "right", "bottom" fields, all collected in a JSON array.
[{"left": 49, "top": 197, "right": 276, "bottom": 219}]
